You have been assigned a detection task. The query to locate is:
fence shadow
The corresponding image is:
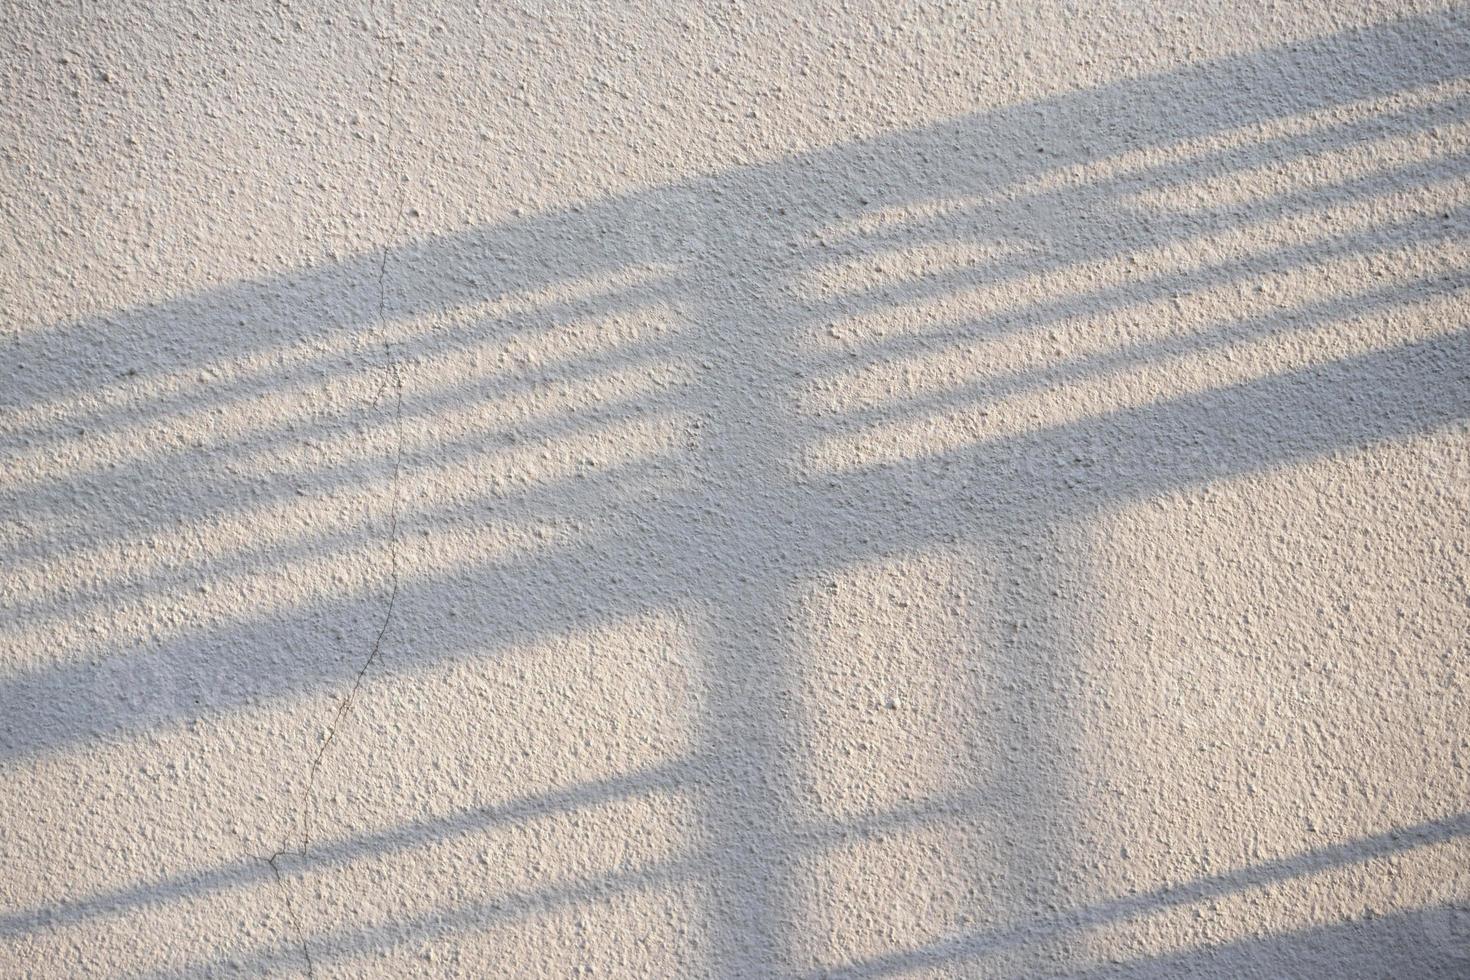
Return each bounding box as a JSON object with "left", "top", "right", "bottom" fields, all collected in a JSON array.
[
  {"left": 1056, "top": 902, "right": 1470, "bottom": 979},
  {"left": 3, "top": 7, "right": 1468, "bottom": 977}
]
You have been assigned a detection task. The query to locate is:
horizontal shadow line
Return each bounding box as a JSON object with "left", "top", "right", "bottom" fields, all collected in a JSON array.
[
  {"left": 817, "top": 810, "right": 1470, "bottom": 979},
  {"left": 0, "top": 760, "right": 693, "bottom": 939}
]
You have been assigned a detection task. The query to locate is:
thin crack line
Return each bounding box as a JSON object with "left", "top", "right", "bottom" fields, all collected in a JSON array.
[{"left": 265, "top": 1, "right": 406, "bottom": 976}]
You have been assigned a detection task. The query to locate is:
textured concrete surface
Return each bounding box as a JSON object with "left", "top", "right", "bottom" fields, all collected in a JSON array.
[{"left": 3, "top": 1, "right": 1469, "bottom": 977}]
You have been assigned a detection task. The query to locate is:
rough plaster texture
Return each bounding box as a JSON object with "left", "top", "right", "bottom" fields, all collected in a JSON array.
[{"left": 2, "top": 1, "right": 1469, "bottom": 977}]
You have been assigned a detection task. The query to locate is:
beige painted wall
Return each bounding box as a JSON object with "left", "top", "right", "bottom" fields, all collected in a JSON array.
[{"left": 2, "top": 1, "right": 1467, "bottom": 976}]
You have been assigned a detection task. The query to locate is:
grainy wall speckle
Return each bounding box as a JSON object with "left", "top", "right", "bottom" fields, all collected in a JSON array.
[{"left": 2, "top": 1, "right": 1468, "bottom": 977}]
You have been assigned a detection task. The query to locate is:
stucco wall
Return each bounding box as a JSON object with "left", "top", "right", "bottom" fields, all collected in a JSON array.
[{"left": 2, "top": 2, "right": 1468, "bottom": 976}]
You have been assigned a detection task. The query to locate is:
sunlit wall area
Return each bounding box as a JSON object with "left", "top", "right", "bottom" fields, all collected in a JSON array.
[{"left": 2, "top": 2, "right": 1466, "bottom": 977}]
